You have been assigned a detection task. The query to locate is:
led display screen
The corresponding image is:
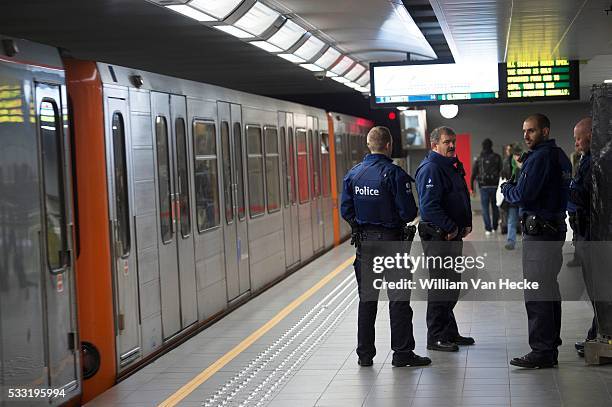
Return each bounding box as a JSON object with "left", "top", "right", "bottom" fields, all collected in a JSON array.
[
  {"left": 370, "top": 59, "right": 579, "bottom": 108},
  {"left": 370, "top": 60, "right": 500, "bottom": 108},
  {"left": 499, "top": 59, "right": 579, "bottom": 101}
]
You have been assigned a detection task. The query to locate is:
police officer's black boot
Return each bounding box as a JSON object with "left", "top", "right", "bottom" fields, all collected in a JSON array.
[
  {"left": 392, "top": 351, "right": 432, "bottom": 367},
  {"left": 510, "top": 352, "right": 555, "bottom": 369},
  {"left": 358, "top": 357, "right": 373, "bottom": 367}
]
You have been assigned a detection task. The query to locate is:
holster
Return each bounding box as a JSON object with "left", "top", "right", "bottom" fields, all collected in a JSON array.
[
  {"left": 402, "top": 225, "right": 417, "bottom": 242},
  {"left": 418, "top": 222, "right": 445, "bottom": 241},
  {"left": 521, "top": 214, "right": 561, "bottom": 236}
]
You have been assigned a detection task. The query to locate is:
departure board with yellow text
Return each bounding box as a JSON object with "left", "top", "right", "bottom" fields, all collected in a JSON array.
[{"left": 499, "top": 60, "right": 579, "bottom": 101}]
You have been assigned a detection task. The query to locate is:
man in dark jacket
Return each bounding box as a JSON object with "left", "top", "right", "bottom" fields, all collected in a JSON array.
[
  {"left": 502, "top": 114, "right": 571, "bottom": 368},
  {"left": 416, "top": 126, "right": 474, "bottom": 352},
  {"left": 471, "top": 138, "right": 502, "bottom": 235},
  {"left": 568, "top": 117, "right": 596, "bottom": 357},
  {"left": 341, "top": 126, "right": 431, "bottom": 368}
]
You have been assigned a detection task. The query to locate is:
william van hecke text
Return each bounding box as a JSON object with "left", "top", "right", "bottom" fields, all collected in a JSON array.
[{"left": 372, "top": 278, "right": 539, "bottom": 291}]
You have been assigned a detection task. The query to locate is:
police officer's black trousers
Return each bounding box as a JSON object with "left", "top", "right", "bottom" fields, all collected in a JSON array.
[
  {"left": 422, "top": 238, "right": 463, "bottom": 344},
  {"left": 354, "top": 230, "right": 415, "bottom": 360},
  {"left": 522, "top": 232, "right": 565, "bottom": 361}
]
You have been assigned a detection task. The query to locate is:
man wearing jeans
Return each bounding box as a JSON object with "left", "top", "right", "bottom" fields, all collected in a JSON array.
[
  {"left": 505, "top": 144, "right": 523, "bottom": 250},
  {"left": 471, "top": 139, "right": 502, "bottom": 235}
]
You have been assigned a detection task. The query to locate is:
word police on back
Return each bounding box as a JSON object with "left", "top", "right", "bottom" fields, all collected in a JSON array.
[{"left": 354, "top": 185, "right": 380, "bottom": 196}]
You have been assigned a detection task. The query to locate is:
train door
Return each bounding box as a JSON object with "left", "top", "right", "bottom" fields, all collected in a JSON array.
[
  {"left": 151, "top": 92, "right": 197, "bottom": 340},
  {"left": 308, "top": 116, "right": 324, "bottom": 253},
  {"left": 278, "top": 112, "right": 299, "bottom": 268},
  {"left": 219, "top": 102, "right": 250, "bottom": 301},
  {"left": 295, "top": 115, "right": 313, "bottom": 260},
  {"left": 104, "top": 92, "right": 141, "bottom": 366},
  {"left": 35, "top": 82, "right": 80, "bottom": 396}
]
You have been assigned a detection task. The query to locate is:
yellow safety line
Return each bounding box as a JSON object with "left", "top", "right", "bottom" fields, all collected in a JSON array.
[{"left": 158, "top": 255, "right": 355, "bottom": 407}]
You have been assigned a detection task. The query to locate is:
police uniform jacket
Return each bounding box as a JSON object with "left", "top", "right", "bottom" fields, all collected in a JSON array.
[
  {"left": 502, "top": 139, "right": 571, "bottom": 222},
  {"left": 340, "top": 153, "right": 417, "bottom": 229},
  {"left": 568, "top": 151, "right": 591, "bottom": 238},
  {"left": 415, "top": 151, "right": 472, "bottom": 233}
]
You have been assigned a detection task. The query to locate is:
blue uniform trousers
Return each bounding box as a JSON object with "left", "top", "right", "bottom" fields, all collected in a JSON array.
[
  {"left": 522, "top": 231, "right": 565, "bottom": 362},
  {"left": 354, "top": 228, "right": 415, "bottom": 360},
  {"left": 421, "top": 236, "right": 463, "bottom": 344}
]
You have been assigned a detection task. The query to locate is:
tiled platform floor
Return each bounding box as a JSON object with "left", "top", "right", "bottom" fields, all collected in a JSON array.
[{"left": 87, "top": 223, "right": 612, "bottom": 407}]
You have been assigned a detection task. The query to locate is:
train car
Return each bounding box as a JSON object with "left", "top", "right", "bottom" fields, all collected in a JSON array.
[
  {"left": 64, "top": 60, "right": 371, "bottom": 402},
  {"left": 328, "top": 113, "right": 372, "bottom": 241},
  {"left": 0, "top": 36, "right": 80, "bottom": 406}
]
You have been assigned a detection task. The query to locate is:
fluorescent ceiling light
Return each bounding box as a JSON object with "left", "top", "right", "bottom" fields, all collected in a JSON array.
[
  {"left": 188, "top": 0, "right": 242, "bottom": 20},
  {"left": 214, "top": 25, "right": 254, "bottom": 38},
  {"left": 344, "top": 82, "right": 361, "bottom": 90},
  {"left": 345, "top": 64, "right": 367, "bottom": 81},
  {"left": 234, "top": 1, "right": 279, "bottom": 36},
  {"left": 605, "top": 79, "right": 612, "bottom": 84},
  {"left": 267, "top": 19, "right": 306, "bottom": 51},
  {"left": 397, "top": 106, "right": 408, "bottom": 111},
  {"left": 325, "top": 71, "right": 338, "bottom": 77},
  {"left": 314, "top": 47, "right": 341, "bottom": 69},
  {"left": 250, "top": 41, "right": 283, "bottom": 53},
  {"left": 331, "top": 76, "right": 350, "bottom": 84},
  {"left": 166, "top": 5, "right": 216, "bottom": 21},
  {"left": 279, "top": 53, "right": 305, "bottom": 63},
  {"left": 300, "top": 64, "right": 324, "bottom": 72},
  {"left": 293, "top": 36, "right": 325, "bottom": 61},
  {"left": 356, "top": 72, "right": 370, "bottom": 86},
  {"left": 330, "top": 56, "right": 354, "bottom": 75}
]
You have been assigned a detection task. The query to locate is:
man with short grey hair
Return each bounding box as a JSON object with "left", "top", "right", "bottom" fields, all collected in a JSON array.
[{"left": 415, "top": 126, "right": 474, "bottom": 352}]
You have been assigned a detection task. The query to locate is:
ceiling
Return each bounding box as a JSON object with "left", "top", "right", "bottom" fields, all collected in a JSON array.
[{"left": 0, "top": 0, "right": 610, "bottom": 108}]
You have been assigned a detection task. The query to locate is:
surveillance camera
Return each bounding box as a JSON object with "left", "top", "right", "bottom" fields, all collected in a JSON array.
[{"left": 314, "top": 71, "right": 326, "bottom": 80}]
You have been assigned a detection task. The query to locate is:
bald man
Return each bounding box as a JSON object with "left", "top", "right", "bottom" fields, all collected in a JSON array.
[{"left": 568, "top": 117, "right": 596, "bottom": 356}]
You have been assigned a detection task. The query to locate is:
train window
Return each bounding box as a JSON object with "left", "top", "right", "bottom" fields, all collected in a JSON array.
[
  {"left": 220, "top": 121, "right": 233, "bottom": 224},
  {"left": 155, "top": 116, "right": 173, "bottom": 243},
  {"left": 111, "top": 112, "right": 130, "bottom": 257},
  {"left": 193, "top": 120, "right": 220, "bottom": 232},
  {"left": 264, "top": 126, "right": 280, "bottom": 213},
  {"left": 246, "top": 125, "right": 265, "bottom": 217},
  {"left": 310, "top": 130, "right": 320, "bottom": 198},
  {"left": 280, "top": 127, "right": 288, "bottom": 208},
  {"left": 296, "top": 129, "right": 309, "bottom": 204},
  {"left": 287, "top": 127, "right": 296, "bottom": 205},
  {"left": 321, "top": 132, "right": 331, "bottom": 197},
  {"left": 39, "top": 99, "right": 68, "bottom": 271},
  {"left": 233, "top": 123, "right": 246, "bottom": 220},
  {"left": 335, "top": 133, "right": 344, "bottom": 194},
  {"left": 175, "top": 118, "right": 191, "bottom": 238}
]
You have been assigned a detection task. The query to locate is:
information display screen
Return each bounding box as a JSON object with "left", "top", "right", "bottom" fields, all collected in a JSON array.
[
  {"left": 499, "top": 59, "right": 580, "bottom": 101},
  {"left": 370, "top": 61, "right": 500, "bottom": 108},
  {"left": 370, "top": 59, "right": 580, "bottom": 108}
]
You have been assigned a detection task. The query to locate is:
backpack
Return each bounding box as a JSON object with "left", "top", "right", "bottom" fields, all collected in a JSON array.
[{"left": 478, "top": 152, "right": 500, "bottom": 186}]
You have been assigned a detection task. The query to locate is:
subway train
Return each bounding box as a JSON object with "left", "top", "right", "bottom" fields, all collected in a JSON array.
[{"left": 0, "top": 36, "right": 372, "bottom": 405}]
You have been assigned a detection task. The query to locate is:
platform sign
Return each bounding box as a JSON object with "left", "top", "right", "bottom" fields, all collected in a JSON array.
[
  {"left": 499, "top": 60, "right": 580, "bottom": 101},
  {"left": 370, "top": 61, "right": 500, "bottom": 108}
]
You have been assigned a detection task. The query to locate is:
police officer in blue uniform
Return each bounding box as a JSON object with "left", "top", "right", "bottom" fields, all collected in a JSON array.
[
  {"left": 568, "top": 117, "right": 596, "bottom": 357},
  {"left": 415, "top": 126, "right": 474, "bottom": 352},
  {"left": 341, "top": 126, "right": 431, "bottom": 368},
  {"left": 502, "top": 113, "right": 572, "bottom": 368}
]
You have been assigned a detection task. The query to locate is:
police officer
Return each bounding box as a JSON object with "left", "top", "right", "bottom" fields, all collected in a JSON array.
[
  {"left": 341, "top": 126, "right": 431, "bottom": 368},
  {"left": 415, "top": 126, "right": 474, "bottom": 352},
  {"left": 568, "top": 117, "right": 596, "bottom": 357},
  {"left": 502, "top": 113, "right": 572, "bottom": 368}
]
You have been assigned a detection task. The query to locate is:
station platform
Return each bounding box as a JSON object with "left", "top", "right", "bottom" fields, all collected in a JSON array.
[{"left": 86, "top": 225, "right": 612, "bottom": 407}]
